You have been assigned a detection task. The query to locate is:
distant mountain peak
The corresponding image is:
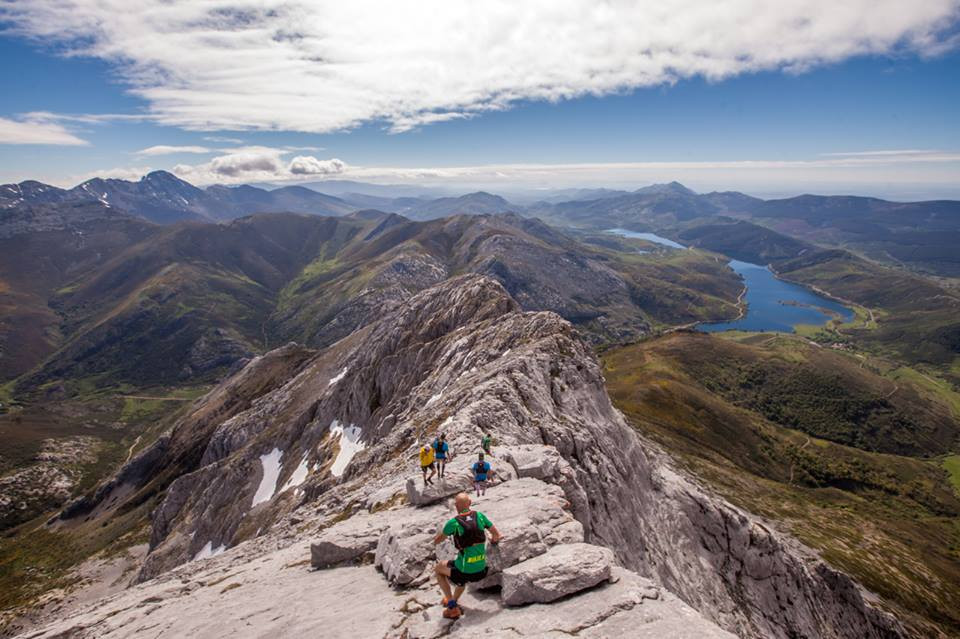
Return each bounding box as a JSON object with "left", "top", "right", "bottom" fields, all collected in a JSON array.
[
  {"left": 142, "top": 169, "right": 180, "bottom": 182},
  {"left": 635, "top": 181, "right": 697, "bottom": 196},
  {"left": 459, "top": 191, "right": 508, "bottom": 202}
]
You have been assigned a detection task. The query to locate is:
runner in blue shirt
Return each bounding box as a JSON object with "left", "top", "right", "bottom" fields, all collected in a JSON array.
[
  {"left": 432, "top": 433, "right": 451, "bottom": 478},
  {"left": 472, "top": 452, "right": 491, "bottom": 496}
]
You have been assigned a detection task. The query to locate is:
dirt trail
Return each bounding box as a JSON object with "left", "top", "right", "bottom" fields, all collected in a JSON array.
[{"left": 123, "top": 435, "right": 142, "bottom": 465}]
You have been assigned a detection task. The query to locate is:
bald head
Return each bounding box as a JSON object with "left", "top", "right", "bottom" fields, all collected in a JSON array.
[{"left": 454, "top": 492, "right": 472, "bottom": 513}]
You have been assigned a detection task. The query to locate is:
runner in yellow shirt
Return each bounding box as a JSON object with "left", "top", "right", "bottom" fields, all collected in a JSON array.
[{"left": 419, "top": 444, "right": 436, "bottom": 486}]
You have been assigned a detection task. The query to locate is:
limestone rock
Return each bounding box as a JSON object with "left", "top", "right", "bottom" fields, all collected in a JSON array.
[
  {"left": 39, "top": 274, "right": 906, "bottom": 638},
  {"left": 404, "top": 453, "right": 517, "bottom": 507},
  {"left": 501, "top": 543, "right": 615, "bottom": 606},
  {"left": 405, "top": 475, "right": 472, "bottom": 507},
  {"left": 374, "top": 528, "right": 437, "bottom": 586},
  {"left": 499, "top": 444, "right": 568, "bottom": 482},
  {"left": 310, "top": 511, "right": 390, "bottom": 569}
]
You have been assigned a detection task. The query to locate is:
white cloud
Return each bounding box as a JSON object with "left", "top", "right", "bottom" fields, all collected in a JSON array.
[
  {"left": 203, "top": 136, "right": 244, "bottom": 144},
  {"left": 2, "top": 1, "right": 957, "bottom": 134},
  {"left": 71, "top": 166, "right": 153, "bottom": 184},
  {"left": 170, "top": 147, "right": 346, "bottom": 184},
  {"left": 37, "top": 148, "right": 960, "bottom": 197},
  {"left": 135, "top": 145, "right": 213, "bottom": 155},
  {"left": 159, "top": 147, "right": 959, "bottom": 188},
  {"left": 289, "top": 156, "right": 345, "bottom": 175},
  {"left": 819, "top": 149, "right": 948, "bottom": 158},
  {"left": 0, "top": 116, "right": 89, "bottom": 146},
  {"left": 18, "top": 111, "right": 154, "bottom": 125}
]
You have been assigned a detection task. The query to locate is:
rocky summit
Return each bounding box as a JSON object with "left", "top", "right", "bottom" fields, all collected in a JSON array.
[{"left": 17, "top": 275, "right": 904, "bottom": 638}]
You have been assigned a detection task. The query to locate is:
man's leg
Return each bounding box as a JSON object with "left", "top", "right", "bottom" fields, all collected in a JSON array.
[
  {"left": 452, "top": 584, "right": 465, "bottom": 603},
  {"left": 435, "top": 561, "right": 454, "bottom": 600}
]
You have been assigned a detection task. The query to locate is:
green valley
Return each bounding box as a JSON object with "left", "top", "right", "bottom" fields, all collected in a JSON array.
[{"left": 604, "top": 331, "right": 960, "bottom": 637}]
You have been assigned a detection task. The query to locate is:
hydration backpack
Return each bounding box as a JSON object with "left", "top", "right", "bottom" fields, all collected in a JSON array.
[{"left": 452, "top": 512, "right": 486, "bottom": 550}]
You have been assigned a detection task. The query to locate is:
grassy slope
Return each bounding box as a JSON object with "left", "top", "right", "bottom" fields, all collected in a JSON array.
[
  {"left": 603, "top": 332, "right": 960, "bottom": 637},
  {"left": 773, "top": 252, "right": 960, "bottom": 389}
]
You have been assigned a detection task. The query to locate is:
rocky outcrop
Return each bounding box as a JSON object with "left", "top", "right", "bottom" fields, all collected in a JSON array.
[
  {"left": 372, "top": 478, "right": 585, "bottom": 591},
  {"left": 178, "top": 327, "right": 253, "bottom": 379},
  {"left": 501, "top": 542, "right": 615, "bottom": 606},
  {"left": 404, "top": 453, "right": 516, "bottom": 506},
  {"left": 31, "top": 274, "right": 906, "bottom": 639},
  {"left": 0, "top": 437, "right": 99, "bottom": 530},
  {"left": 310, "top": 510, "right": 389, "bottom": 569},
  {"left": 15, "top": 542, "right": 734, "bottom": 639}
]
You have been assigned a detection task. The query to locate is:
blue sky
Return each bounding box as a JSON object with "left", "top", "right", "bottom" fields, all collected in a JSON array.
[{"left": 1, "top": 1, "right": 958, "bottom": 198}]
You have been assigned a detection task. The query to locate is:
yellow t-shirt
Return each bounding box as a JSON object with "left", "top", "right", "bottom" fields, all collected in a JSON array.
[{"left": 419, "top": 446, "right": 435, "bottom": 467}]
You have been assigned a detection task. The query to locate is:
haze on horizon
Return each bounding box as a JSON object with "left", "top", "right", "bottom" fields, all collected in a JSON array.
[{"left": 1, "top": 1, "right": 959, "bottom": 200}]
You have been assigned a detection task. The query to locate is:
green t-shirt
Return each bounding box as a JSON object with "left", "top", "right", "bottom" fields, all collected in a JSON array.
[
  {"left": 443, "top": 511, "right": 492, "bottom": 573},
  {"left": 481, "top": 435, "right": 492, "bottom": 449}
]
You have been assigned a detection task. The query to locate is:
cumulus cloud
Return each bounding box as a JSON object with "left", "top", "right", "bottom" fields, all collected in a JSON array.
[
  {"left": 289, "top": 156, "right": 346, "bottom": 175},
  {"left": 0, "top": 116, "right": 89, "bottom": 145},
  {"left": 2, "top": 1, "right": 957, "bottom": 134},
  {"left": 135, "top": 145, "right": 213, "bottom": 155},
  {"left": 170, "top": 147, "right": 346, "bottom": 183}
]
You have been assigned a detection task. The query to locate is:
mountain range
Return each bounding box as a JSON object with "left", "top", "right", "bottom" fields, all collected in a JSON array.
[
  {"left": 0, "top": 206, "right": 743, "bottom": 393},
  {"left": 1, "top": 172, "right": 959, "bottom": 637},
  {"left": 6, "top": 173, "right": 959, "bottom": 278},
  {"left": 1, "top": 171, "right": 354, "bottom": 224}
]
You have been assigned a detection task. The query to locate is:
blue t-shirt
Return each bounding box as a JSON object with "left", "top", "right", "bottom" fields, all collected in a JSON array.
[
  {"left": 473, "top": 461, "right": 490, "bottom": 481},
  {"left": 433, "top": 440, "right": 449, "bottom": 459}
]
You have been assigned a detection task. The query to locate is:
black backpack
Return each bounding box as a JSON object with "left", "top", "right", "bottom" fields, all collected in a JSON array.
[{"left": 453, "top": 512, "right": 486, "bottom": 550}]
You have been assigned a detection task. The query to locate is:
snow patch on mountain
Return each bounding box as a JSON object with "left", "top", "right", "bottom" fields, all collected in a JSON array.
[
  {"left": 329, "top": 421, "right": 364, "bottom": 477},
  {"left": 252, "top": 448, "right": 283, "bottom": 506},
  {"left": 280, "top": 455, "right": 310, "bottom": 493},
  {"left": 328, "top": 368, "right": 348, "bottom": 387},
  {"left": 192, "top": 541, "right": 226, "bottom": 561}
]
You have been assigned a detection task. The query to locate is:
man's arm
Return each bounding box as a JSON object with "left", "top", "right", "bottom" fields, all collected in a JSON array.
[
  {"left": 487, "top": 524, "right": 503, "bottom": 544},
  {"left": 435, "top": 519, "right": 455, "bottom": 545}
]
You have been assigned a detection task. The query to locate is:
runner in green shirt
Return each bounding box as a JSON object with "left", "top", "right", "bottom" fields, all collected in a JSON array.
[{"left": 432, "top": 492, "right": 503, "bottom": 619}]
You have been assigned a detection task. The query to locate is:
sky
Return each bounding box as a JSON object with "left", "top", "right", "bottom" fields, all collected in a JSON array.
[{"left": 0, "top": 1, "right": 959, "bottom": 199}]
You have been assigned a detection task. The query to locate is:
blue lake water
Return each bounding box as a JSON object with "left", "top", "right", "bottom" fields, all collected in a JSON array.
[
  {"left": 699, "top": 260, "right": 854, "bottom": 332},
  {"left": 605, "top": 228, "right": 687, "bottom": 249},
  {"left": 604, "top": 229, "right": 854, "bottom": 332}
]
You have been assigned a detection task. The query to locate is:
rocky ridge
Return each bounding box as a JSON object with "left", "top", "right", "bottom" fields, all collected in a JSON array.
[{"left": 26, "top": 275, "right": 905, "bottom": 638}]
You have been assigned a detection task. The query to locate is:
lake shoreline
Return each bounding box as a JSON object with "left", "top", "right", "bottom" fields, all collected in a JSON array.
[{"left": 602, "top": 229, "right": 856, "bottom": 334}]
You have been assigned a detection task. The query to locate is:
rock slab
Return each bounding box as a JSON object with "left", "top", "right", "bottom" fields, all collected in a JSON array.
[{"left": 501, "top": 542, "right": 614, "bottom": 606}]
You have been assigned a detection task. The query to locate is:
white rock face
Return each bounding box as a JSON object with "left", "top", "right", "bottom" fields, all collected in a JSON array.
[
  {"left": 501, "top": 542, "right": 615, "bottom": 606},
  {"left": 38, "top": 275, "right": 905, "bottom": 639},
  {"left": 310, "top": 510, "right": 393, "bottom": 569},
  {"left": 15, "top": 550, "right": 733, "bottom": 639},
  {"left": 374, "top": 478, "right": 584, "bottom": 589},
  {"left": 375, "top": 529, "right": 437, "bottom": 586}
]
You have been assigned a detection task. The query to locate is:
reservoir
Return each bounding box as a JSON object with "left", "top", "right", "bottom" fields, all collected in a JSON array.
[{"left": 604, "top": 229, "right": 854, "bottom": 332}]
